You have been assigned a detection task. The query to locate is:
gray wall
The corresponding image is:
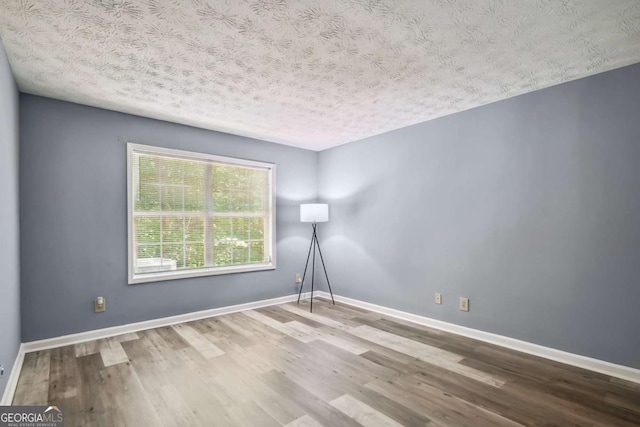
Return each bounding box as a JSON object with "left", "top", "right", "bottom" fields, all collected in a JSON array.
[
  {"left": 318, "top": 63, "right": 640, "bottom": 369},
  {"left": 15, "top": 62, "right": 640, "bottom": 368},
  {"left": 0, "top": 42, "right": 21, "bottom": 398},
  {"left": 20, "top": 95, "right": 317, "bottom": 341}
]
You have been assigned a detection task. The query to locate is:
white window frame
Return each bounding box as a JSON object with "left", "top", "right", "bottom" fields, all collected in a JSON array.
[{"left": 127, "top": 143, "right": 276, "bottom": 284}]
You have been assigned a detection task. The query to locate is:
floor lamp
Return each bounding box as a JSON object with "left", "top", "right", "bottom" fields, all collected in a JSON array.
[{"left": 297, "top": 203, "right": 335, "bottom": 312}]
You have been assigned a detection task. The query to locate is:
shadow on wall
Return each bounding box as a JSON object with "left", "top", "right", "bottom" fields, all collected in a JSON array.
[{"left": 315, "top": 180, "right": 402, "bottom": 298}]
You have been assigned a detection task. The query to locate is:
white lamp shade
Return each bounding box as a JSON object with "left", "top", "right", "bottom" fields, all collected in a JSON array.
[{"left": 300, "top": 204, "right": 329, "bottom": 223}]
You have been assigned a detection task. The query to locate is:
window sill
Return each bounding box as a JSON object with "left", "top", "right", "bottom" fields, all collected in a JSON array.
[{"left": 128, "top": 262, "right": 276, "bottom": 284}]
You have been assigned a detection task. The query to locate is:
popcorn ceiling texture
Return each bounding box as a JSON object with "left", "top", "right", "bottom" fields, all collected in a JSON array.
[{"left": 1, "top": 0, "right": 639, "bottom": 150}]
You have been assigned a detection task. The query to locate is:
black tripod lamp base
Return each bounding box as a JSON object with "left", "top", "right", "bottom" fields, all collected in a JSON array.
[{"left": 297, "top": 222, "right": 335, "bottom": 312}]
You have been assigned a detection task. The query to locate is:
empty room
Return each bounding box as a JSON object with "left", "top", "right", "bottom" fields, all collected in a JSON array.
[{"left": 1, "top": 1, "right": 640, "bottom": 426}]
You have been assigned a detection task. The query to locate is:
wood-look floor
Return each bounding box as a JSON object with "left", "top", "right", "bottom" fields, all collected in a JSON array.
[{"left": 13, "top": 298, "right": 640, "bottom": 427}]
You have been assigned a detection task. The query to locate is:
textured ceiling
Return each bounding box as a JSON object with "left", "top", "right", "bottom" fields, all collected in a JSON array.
[{"left": 1, "top": 1, "right": 639, "bottom": 151}]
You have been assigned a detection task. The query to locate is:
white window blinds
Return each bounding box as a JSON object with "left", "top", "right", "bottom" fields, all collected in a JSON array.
[{"left": 128, "top": 143, "right": 275, "bottom": 284}]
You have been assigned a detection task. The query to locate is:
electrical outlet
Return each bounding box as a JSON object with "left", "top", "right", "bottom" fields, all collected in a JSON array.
[
  {"left": 94, "top": 297, "right": 106, "bottom": 313},
  {"left": 295, "top": 273, "right": 302, "bottom": 284},
  {"left": 435, "top": 293, "right": 442, "bottom": 305},
  {"left": 459, "top": 297, "right": 469, "bottom": 312}
]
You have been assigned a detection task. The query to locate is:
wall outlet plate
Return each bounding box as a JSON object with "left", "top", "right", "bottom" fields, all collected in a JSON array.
[
  {"left": 94, "top": 297, "right": 106, "bottom": 313},
  {"left": 295, "top": 273, "right": 302, "bottom": 284},
  {"left": 459, "top": 297, "right": 469, "bottom": 312},
  {"left": 435, "top": 293, "right": 442, "bottom": 305}
]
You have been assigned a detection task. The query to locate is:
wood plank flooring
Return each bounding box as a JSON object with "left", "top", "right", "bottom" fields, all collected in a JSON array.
[{"left": 12, "top": 298, "right": 640, "bottom": 427}]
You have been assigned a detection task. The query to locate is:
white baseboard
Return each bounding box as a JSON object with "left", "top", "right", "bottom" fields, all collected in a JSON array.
[
  {"left": 22, "top": 292, "right": 312, "bottom": 354},
  {"left": 316, "top": 292, "right": 640, "bottom": 384},
  {"left": 0, "top": 344, "right": 25, "bottom": 406}
]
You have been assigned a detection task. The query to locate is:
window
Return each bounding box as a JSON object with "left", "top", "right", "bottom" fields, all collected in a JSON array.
[{"left": 127, "top": 143, "right": 275, "bottom": 284}]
